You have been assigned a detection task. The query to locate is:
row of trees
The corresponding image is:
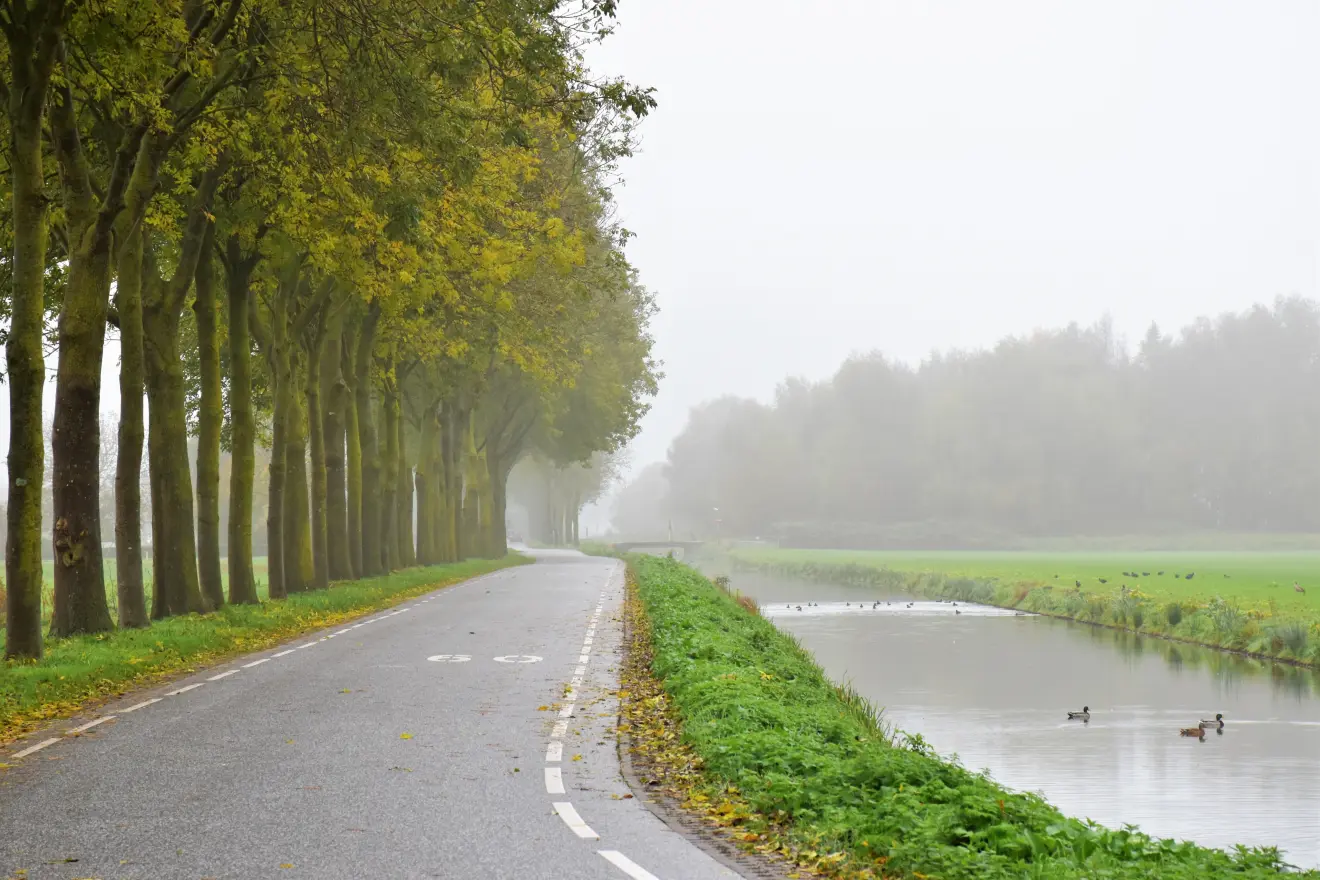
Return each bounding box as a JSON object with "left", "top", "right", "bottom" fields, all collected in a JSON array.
[
  {"left": 1, "top": 0, "right": 658, "bottom": 659},
  {"left": 652, "top": 297, "right": 1320, "bottom": 546}
]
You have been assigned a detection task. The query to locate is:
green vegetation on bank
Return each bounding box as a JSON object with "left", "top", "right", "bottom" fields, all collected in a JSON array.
[
  {"left": 1, "top": 557, "right": 523, "bottom": 746},
  {"left": 630, "top": 554, "right": 1311, "bottom": 879},
  {"left": 729, "top": 549, "right": 1320, "bottom": 667}
]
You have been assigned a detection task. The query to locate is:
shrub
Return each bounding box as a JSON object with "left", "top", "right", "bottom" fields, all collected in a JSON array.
[
  {"left": 1165, "top": 602, "right": 1183, "bottom": 626},
  {"left": 1272, "top": 620, "right": 1309, "bottom": 656}
]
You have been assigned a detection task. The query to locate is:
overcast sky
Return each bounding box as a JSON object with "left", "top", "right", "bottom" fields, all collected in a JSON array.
[{"left": 585, "top": 0, "right": 1320, "bottom": 492}]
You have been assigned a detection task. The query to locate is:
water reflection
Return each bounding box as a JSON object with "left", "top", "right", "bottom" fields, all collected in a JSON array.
[{"left": 722, "top": 568, "right": 1320, "bottom": 868}]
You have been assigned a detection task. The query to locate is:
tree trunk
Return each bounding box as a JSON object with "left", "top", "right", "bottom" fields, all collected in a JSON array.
[
  {"left": 487, "top": 453, "right": 511, "bottom": 557},
  {"left": 343, "top": 337, "right": 363, "bottom": 579},
  {"left": 381, "top": 378, "right": 401, "bottom": 572},
  {"left": 307, "top": 331, "right": 330, "bottom": 589},
  {"left": 114, "top": 224, "right": 149, "bottom": 628},
  {"left": 224, "top": 239, "right": 259, "bottom": 604},
  {"left": 415, "top": 408, "right": 436, "bottom": 564},
  {"left": 193, "top": 223, "right": 224, "bottom": 610},
  {"left": 355, "top": 307, "right": 383, "bottom": 575},
  {"left": 144, "top": 304, "right": 207, "bottom": 617},
  {"left": 283, "top": 364, "right": 314, "bottom": 592},
  {"left": 396, "top": 405, "right": 415, "bottom": 567},
  {"left": 4, "top": 34, "right": 59, "bottom": 658},
  {"left": 266, "top": 345, "right": 290, "bottom": 599},
  {"left": 321, "top": 326, "right": 352, "bottom": 580}
]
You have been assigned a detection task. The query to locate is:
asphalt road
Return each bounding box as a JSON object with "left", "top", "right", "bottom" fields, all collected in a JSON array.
[{"left": 0, "top": 551, "right": 743, "bottom": 880}]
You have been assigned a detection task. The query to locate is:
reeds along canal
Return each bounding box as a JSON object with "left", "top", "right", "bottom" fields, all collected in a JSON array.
[{"left": 718, "top": 567, "right": 1320, "bottom": 870}]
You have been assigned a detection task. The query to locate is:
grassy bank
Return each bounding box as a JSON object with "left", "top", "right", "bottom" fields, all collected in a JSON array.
[
  {"left": 628, "top": 554, "right": 1311, "bottom": 879},
  {"left": 728, "top": 549, "right": 1320, "bottom": 667},
  {"left": 1, "top": 557, "right": 525, "bottom": 746}
]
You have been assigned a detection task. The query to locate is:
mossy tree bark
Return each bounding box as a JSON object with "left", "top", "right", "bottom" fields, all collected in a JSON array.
[
  {"left": 307, "top": 319, "right": 330, "bottom": 589},
  {"left": 380, "top": 369, "right": 402, "bottom": 572},
  {"left": 221, "top": 235, "right": 260, "bottom": 604},
  {"left": 193, "top": 222, "right": 225, "bottom": 610},
  {"left": 342, "top": 337, "right": 363, "bottom": 579},
  {"left": 283, "top": 352, "right": 314, "bottom": 592},
  {"left": 144, "top": 171, "right": 220, "bottom": 618},
  {"left": 3, "top": 5, "right": 68, "bottom": 658},
  {"left": 113, "top": 223, "right": 150, "bottom": 628},
  {"left": 355, "top": 305, "right": 383, "bottom": 575},
  {"left": 320, "top": 322, "right": 352, "bottom": 581}
]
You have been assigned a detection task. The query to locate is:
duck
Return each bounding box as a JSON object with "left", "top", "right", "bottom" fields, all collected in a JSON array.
[
  {"left": 1179, "top": 726, "right": 1206, "bottom": 739},
  {"left": 1200, "top": 713, "right": 1224, "bottom": 729},
  {"left": 1067, "top": 706, "right": 1090, "bottom": 721}
]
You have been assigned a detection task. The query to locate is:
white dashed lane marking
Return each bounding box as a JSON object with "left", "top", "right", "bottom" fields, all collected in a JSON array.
[
  {"left": 208, "top": 670, "right": 239, "bottom": 681},
  {"left": 241, "top": 658, "right": 270, "bottom": 669},
  {"left": 164, "top": 683, "right": 205, "bottom": 696},
  {"left": 599, "top": 851, "right": 661, "bottom": 880},
  {"left": 67, "top": 716, "right": 114, "bottom": 735},
  {"left": 120, "top": 698, "right": 160, "bottom": 714},
  {"left": 12, "top": 738, "right": 60, "bottom": 759},
  {"left": 546, "top": 741, "right": 563, "bottom": 762},
  {"left": 545, "top": 767, "right": 566, "bottom": 794},
  {"left": 553, "top": 802, "right": 599, "bottom": 839}
]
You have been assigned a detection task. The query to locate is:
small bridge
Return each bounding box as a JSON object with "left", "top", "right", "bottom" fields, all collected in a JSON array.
[{"left": 611, "top": 540, "right": 706, "bottom": 561}]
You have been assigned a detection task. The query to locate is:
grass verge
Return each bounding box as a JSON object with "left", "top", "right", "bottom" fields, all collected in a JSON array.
[
  {"left": 728, "top": 549, "right": 1320, "bottom": 668},
  {"left": 627, "top": 553, "right": 1313, "bottom": 879},
  {"left": 1, "top": 556, "right": 526, "bottom": 747}
]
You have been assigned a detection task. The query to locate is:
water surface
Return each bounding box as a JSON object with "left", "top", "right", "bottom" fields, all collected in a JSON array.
[{"left": 732, "top": 570, "right": 1320, "bottom": 868}]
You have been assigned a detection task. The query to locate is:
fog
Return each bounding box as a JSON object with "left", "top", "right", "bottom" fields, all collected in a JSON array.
[{"left": 588, "top": 1, "right": 1320, "bottom": 537}]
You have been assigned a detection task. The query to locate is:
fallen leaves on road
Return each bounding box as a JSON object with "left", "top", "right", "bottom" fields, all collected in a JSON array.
[{"left": 399, "top": 733, "right": 413, "bottom": 739}]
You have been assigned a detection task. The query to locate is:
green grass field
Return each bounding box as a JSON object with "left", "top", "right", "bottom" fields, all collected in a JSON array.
[
  {"left": 733, "top": 548, "right": 1320, "bottom": 615},
  {"left": 728, "top": 548, "right": 1320, "bottom": 666}
]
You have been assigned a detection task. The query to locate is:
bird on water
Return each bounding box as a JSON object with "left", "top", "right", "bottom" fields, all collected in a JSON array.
[{"left": 1067, "top": 706, "right": 1090, "bottom": 721}]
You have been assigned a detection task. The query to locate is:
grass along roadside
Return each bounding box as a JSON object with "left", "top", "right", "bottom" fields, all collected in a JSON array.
[
  {"left": 728, "top": 549, "right": 1320, "bottom": 668},
  {"left": 627, "top": 554, "right": 1312, "bottom": 879},
  {"left": 0, "top": 556, "right": 526, "bottom": 748}
]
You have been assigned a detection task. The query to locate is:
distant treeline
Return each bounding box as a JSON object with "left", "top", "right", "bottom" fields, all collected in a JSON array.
[{"left": 655, "top": 297, "right": 1320, "bottom": 547}]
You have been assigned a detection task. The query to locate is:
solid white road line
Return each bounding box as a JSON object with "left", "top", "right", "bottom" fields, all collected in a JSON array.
[
  {"left": 164, "top": 682, "right": 205, "bottom": 696},
  {"left": 207, "top": 670, "right": 239, "bottom": 681},
  {"left": 546, "top": 741, "right": 563, "bottom": 762},
  {"left": 599, "top": 851, "right": 661, "bottom": 880},
  {"left": 553, "top": 802, "right": 599, "bottom": 839},
  {"left": 545, "top": 767, "right": 565, "bottom": 794},
  {"left": 242, "top": 658, "right": 270, "bottom": 668},
  {"left": 120, "top": 698, "right": 161, "bottom": 713},
  {"left": 12, "top": 738, "right": 60, "bottom": 759},
  {"left": 273, "top": 649, "right": 296, "bottom": 657},
  {"left": 67, "top": 716, "right": 114, "bottom": 735}
]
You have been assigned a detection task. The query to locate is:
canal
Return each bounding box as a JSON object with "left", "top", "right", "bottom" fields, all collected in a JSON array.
[{"left": 720, "top": 567, "right": 1320, "bottom": 869}]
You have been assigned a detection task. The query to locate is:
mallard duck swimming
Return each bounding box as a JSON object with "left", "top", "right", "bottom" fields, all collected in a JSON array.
[
  {"left": 1067, "top": 706, "right": 1090, "bottom": 721},
  {"left": 1179, "top": 726, "right": 1206, "bottom": 738},
  {"left": 1200, "top": 713, "right": 1224, "bottom": 729}
]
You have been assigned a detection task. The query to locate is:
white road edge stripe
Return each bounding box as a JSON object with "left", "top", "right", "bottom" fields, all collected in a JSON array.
[
  {"left": 545, "top": 766, "right": 565, "bottom": 794},
  {"left": 552, "top": 802, "right": 598, "bottom": 839},
  {"left": 599, "top": 851, "right": 661, "bottom": 880},
  {"left": 67, "top": 716, "right": 113, "bottom": 735},
  {"left": 546, "top": 741, "right": 563, "bottom": 762},
  {"left": 120, "top": 697, "right": 161, "bottom": 713},
  {"left": 12, "top": 737, "right": 60, "bottom": 759},
  {"left": 242, "top": 658, "right": 270, "bottom": 668},
  {"left": 165, "top": 682, "right": 205, "bottom": 696},
  {"left": 208, "top": 670, "right": 239, "bottom": 681},
  {"left": 273, "top": 649, "right": 296, "bottom": 657}
]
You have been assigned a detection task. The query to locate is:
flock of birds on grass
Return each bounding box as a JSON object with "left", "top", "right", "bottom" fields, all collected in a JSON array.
[
  {"left": 1066, "top": 706, "right": 1226, "bottom": 739},
  {"left": 781, "top": 600, "right": 1028, "bottom": 617}
]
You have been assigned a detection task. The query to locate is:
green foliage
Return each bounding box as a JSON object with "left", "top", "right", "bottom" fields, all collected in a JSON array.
[
  {"left": 632, "top": 555, "right": 1307, "bottom": 878},
  {"left": 1165, "top": 602, "right": 1184, "bottom": 626}
]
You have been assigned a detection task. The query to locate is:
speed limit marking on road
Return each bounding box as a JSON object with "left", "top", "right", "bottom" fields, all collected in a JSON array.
[
  {"left": 493, "top": 655, "right": 543, "bottom": 664},
  {"left": 427, "top": 654, "right": 472, "bottom": 663}
]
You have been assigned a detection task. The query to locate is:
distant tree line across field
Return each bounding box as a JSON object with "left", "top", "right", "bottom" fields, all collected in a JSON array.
[{"left": 615, "top": 297, "right": 1320, "bottom": 548}]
